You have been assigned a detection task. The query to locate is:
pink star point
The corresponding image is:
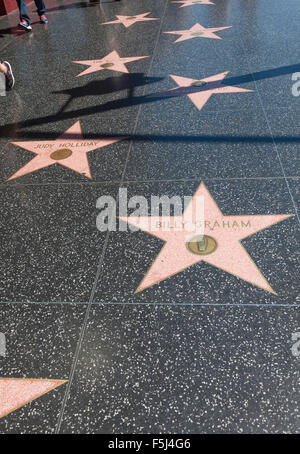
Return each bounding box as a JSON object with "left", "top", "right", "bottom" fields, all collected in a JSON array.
[
  {"left": 168, "top": 71, "right": 253, "bottom": 111},
  {"left": 121, "top": 182, "right": 293, "bottom": 294},
  {"left": 164, "top": 23, "right": 232, "bottom": 43},
  {"left": 101, "top": 12, "right": 159, "bottom": 28},
  {"left": 8, "top": 121, "right": 124, "bottom": 181},
  {"left": 73, "top": 50, "right": 149, "bottom": 77},
  {"left": 0, "top": 377, "right": 67, "bottom": 419}
]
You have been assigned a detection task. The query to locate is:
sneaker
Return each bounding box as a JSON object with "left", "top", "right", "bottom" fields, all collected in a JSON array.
[
  {"left": 18, "top": 20, "right": 32, "bottom": 31},
  {"left": 39, "top": 15, "right": 48, "bottom": 24},
  {"left": 2, "top": 61, "right": 15, "bottom": 91}
]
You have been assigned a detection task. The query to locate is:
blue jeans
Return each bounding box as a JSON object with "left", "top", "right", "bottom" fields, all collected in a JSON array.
[{"left": 17, "top": 0, "right": 46, "bottom": 23}]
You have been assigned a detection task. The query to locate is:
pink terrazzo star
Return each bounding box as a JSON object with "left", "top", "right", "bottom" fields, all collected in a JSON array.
[
  {"left": 120, "top": 183, "right": 293, "bottom": 294},
  {"left": 73, "top": 51, "right": 149, "bottom": 77},
  {"left": 172, "top": 0, "right": 215, "bottom": 7},
  {"left": 0, "top": 378, "right": 66, "bottom": 419},
  {"left": 164, "top": 23, "right": 231, "bottom": 43},
  {"left": 101, "top": 12, "right": 159, "bottom": 28},
  {"left": 164, "top": 72, "right": 253, "bottom": 111},
  {"left": 8, "top": 121, "right": 124, "bottom": 181}
]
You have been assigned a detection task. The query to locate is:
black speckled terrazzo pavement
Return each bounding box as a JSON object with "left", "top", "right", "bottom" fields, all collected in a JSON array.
[{"left": 0, "top": 0, "right": 299, "bottom": 434}]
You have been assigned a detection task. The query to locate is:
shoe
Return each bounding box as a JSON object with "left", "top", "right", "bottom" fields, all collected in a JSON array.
[
  {"left": 18, "top": 20, "right": 32, "bottom": 31},
  {"left": 40, "top": 15, "right": 48, "bottom": 24},
  {"left": 2, "top": 61, "right": 15, "bottom": 91}
]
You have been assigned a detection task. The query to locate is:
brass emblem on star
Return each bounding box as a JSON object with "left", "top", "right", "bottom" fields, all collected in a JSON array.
[
  {"left": 191, "top": 32, "right": 204, "bottom": 36},
  {"left": 191, "top": 80, "right": 207, "bottom": 87},
  {"left": 186, "top": 234, "right": 218, "bottom": 256},
  {"left": 50, "top": 149, "right": 73, "bottom": 160},
  {"left": 101, "top": 63, "right": 114, "bottom": 68}
]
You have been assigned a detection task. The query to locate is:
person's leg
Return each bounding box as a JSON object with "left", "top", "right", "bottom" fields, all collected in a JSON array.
[
  {"left": 34, "top": 0, "right": 46, "bottom": 16},
  {"left": 0, "top": 61, "right": 15, "bottom": 91},
  {"left": 16, "top": 0, "right": 31, "bottom": 23}
]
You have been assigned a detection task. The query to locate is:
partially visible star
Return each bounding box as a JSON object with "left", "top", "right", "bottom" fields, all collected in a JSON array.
[
  {"left": 164, "top": 23, "right": 231, "bottom": 43},
  {"left": 164, "top": 72, "right": 253, "bottom": 111},
  {"left": 120, "top": 183, "right": 293, "bottom": 294},
  {"left": 171, "top": 0, "right": 215, "bottom": 8},
  {"left": 101, "top": 12, "right": 159, "bottom": 28},
  {"left": 8, "top": 121, "right": 124, "bottom": 181},
  {"left": 0, "top": 377, "right": 67, "bottom": 419},
  {"left": 73, "top": 51, "right": 149, "bottom": 77}
]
